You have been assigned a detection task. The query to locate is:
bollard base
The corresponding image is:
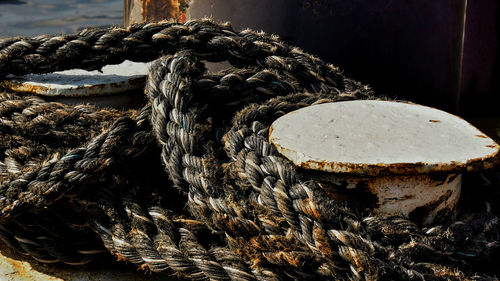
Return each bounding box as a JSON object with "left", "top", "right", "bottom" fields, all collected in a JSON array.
[
  {"left": 270, "top": 100, "right": 499, "bottom": 224},
  {"left": 310, "top": 172, "right": 461, "bottom": 225}
]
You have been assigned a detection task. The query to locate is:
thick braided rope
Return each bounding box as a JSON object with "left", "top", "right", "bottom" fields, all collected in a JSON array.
[
  {"left": 145, "top": 38, "right": 498, "bottom": 280},
  {"left": 0, "top": 19, "right": 499, "bottom": 280}
]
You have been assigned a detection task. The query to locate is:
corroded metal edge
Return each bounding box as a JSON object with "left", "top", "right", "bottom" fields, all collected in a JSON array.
[
  {"left": 125, "top": 0, "right": 189, "bottom": 26},
  {"left": 269, "top": 102, "right": 500, "bottom": 177},
  {"left": 0, "top": 76, "right": 146, "bottom": 97}
]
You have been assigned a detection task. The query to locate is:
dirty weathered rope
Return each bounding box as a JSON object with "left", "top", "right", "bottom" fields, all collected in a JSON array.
[{"left": 0, "top": 19, "right": 499, "bottom": 280}]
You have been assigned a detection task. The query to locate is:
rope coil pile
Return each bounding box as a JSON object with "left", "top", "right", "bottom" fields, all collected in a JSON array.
[{"left": 0, "top": 19, "right": 499, "bottom": 280}]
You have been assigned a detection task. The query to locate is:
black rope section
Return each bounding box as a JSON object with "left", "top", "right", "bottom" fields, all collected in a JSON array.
[{"left": 0, "top": 19, "right": 499, "bottom": 281}]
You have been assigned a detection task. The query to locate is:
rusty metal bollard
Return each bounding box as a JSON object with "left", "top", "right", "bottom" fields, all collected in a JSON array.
[
  {"left": 269, "top": 100, "right": 500, "bottom": 224},
  {"left": 124, "top": 0, "right": 189, "bottom": 26}
]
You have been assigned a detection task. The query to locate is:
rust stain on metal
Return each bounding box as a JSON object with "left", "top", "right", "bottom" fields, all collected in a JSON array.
[
  {"left": 139, "top": 263, "right": 150, "bottom": 271},
  {"left": 0, "top": 80, "right": 47, "bottom": 95},
  {"left": 272, "top": 136, "right": 500, "bottom": 177},
  {"left": 476, "top": 134, "right": 489, "bottom": 138},
  {"left": 9, "top": 258, "right": 28, "bottom": 277},
  {"left": 429, "top": 120, "right": 441, "bottom": 123},
  {"left": 0, "top": 76, "right": 146, "bottom": 97},
  {"left": 141, "top": 0, "right": 188, "bottom": 23}
]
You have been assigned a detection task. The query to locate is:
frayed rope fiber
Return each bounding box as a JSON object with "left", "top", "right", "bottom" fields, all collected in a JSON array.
[{"left": 0, "top": 19, "right": 499, "bottom": 280}]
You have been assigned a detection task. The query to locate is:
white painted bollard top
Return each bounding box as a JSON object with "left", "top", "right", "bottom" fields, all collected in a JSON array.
[
  {"left": 270, "top": 100, "right": 500, "bottom": 176},
  {"left": 0, "top": 60, "right": 149, "bottom": 97}
]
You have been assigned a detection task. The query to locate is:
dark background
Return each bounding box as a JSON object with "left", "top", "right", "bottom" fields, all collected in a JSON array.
[{"left": 190, "top": 0, "right": 498, "bottom": 116}]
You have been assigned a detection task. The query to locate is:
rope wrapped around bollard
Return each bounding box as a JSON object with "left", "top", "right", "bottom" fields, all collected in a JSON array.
[{"left": 0, "top": 19, "right": 499, "bottom": 280}]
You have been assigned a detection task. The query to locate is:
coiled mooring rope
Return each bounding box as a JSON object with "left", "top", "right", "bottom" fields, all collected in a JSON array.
[{"left": 0, "top": 19, "right": 499, "bottom": 280}]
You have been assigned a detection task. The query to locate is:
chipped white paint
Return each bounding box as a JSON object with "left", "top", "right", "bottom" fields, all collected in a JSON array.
[
  {"left": 373, "top": 174, "right": 462, "bottom": 224},
  {"left": 317, "top": 173, "right": 462, "bottom": 224},
  {"left": 0, "top": 60, "right": 150, "bottom": 97},
  {"left": 270, "top": 100, "right": 500, "bottom": 223}
]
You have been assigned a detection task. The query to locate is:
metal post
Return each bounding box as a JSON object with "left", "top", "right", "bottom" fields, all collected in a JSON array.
[
  {"left": 124, "top": 0, "right": 188, "bottom": 26},
  {"left": 455, "top": 0, "right": 468, "bottom": 113}
]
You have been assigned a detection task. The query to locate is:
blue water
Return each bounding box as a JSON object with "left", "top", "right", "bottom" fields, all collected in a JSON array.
[{"left": 0, "top": 0, "right": 123, "bottom": 37}]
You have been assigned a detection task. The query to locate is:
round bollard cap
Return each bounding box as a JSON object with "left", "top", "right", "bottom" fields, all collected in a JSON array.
[
  {"left": 269, "top": 100, "right": 500, "bottom": 176},
  {"left": 0, "top": 60, "right": 149, "bottom": 97}
]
